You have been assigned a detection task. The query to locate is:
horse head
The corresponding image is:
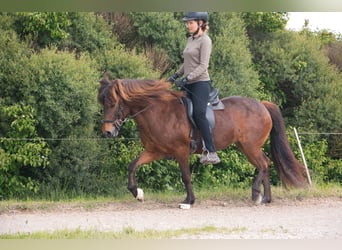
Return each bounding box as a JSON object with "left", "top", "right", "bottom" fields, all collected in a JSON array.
[{"left": 98, "top": 76, "right": 128, "bottom": 138}]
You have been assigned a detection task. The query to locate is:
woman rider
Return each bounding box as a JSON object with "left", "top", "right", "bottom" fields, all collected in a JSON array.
[{"left": 168, "top": 12, "right": 220, "bottom": 164}]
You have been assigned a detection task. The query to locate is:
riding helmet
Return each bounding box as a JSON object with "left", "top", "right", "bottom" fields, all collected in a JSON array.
[{"left": 182, "top": 12, "right": 208, "bottom": 22}]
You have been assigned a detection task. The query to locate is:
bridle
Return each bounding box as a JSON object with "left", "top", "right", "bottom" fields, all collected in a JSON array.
[{"left": 102, "top": 101, "right": 150, "bottom": 131}]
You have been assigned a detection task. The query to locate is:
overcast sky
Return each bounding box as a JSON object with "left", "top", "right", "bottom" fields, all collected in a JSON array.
[{"left": 286, "top": 12, "right": 342, "bottom": 34}]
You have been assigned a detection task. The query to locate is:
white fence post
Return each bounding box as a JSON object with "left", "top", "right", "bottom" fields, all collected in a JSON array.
[{"left": 293, "top": 127, "right": 312, "bottom": 186}]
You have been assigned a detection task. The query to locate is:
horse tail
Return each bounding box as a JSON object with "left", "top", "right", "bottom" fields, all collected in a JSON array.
[{"left": 262, "top": 101, "right": 307, "bottom": 188}]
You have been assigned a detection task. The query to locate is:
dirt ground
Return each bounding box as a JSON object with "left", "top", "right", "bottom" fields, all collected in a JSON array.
[{"left": 1, "top": 197, "right": 341, "bottom": 239}]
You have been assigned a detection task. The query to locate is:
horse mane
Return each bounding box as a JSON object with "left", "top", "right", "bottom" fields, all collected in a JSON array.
[{"left": 98, "top": 78, "right": 184, "bottom": 108}]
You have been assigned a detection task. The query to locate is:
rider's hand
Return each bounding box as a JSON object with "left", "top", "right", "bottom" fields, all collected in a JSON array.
[
  {"left": 167, "top": 73, "right": 179, "bottom": 83},
  {"left": 175, "top": 76, "right": 188, "bottom": 88}
]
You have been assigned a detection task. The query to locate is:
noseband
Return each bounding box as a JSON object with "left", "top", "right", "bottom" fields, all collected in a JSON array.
[{"left": 102, "top": 102, "right": 149, "bottom": 131}]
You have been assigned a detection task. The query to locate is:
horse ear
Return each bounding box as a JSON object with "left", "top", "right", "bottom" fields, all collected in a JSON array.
[{"left": 99, "top": 71, "right": 111, "bottom": 86}]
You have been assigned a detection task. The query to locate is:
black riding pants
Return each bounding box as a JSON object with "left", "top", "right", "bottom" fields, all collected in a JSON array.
[{"left": 184, "top": 81, "right": 216, "bottom": 152}]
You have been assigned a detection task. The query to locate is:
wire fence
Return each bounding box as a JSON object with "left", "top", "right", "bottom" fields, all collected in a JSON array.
[
  {"left": 1, "top": 132, "right": 341, "bottom": 142},
  {"left": 0, "top": 137, "right": 141, "bottom": 142}
]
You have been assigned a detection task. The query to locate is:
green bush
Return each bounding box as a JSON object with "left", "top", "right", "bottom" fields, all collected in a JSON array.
[
  {"left": 64, "top": 12, "right": 116, "bottom": 55},
  {"left": 192, "top": 147, "right": 255, "bottom": 189},
  {"left": 0, "top": 104, "right": 49, "bottom": 199},
  {"left": 93, "top": 46, "right": 159, "bottom": 79},
  {"left": 0, "top": 29, "right": 31, "bottom": 105},
  {"left": 13, "top": 12, "right": 71, "bottom": 49},
  {"left": 25, "top": 49, "right": 101, "bottom": 197}
]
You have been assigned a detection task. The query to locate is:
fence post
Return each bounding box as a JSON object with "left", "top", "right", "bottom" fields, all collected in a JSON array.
[{"left": 293, "top": 127, "right": 312, "bottom": 186}]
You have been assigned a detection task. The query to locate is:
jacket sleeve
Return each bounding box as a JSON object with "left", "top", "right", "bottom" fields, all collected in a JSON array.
[{"left": 176, "top": 64, "right": 184, "bottom": 77}]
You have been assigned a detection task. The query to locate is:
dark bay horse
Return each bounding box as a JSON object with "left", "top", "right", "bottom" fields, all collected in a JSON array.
[{"left": 98, "top": 76, "right": 307, "bottom": 207}]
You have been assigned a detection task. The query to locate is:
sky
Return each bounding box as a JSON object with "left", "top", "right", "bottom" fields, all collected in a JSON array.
[{"left": 286, "top": 12, "right": 342, "bottom": 34}]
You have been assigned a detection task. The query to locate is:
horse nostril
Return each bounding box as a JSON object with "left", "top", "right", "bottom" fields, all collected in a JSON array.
[{"left": 104, "top": 131, "right": 112, "bottom": 138}]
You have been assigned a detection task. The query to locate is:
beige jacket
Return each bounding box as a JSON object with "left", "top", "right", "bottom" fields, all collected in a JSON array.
[{"left": 176, "top": 32, "right": 212, "bottom": 83}]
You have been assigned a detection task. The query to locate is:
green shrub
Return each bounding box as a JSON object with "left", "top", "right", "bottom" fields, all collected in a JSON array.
[{"left": 0, "top": 104, "right": 49, "bottom": 199}]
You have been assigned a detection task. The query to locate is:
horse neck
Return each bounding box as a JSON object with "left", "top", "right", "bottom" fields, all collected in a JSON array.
[{"left": 128, "top": 99, "right": 171, "bottom": 129}]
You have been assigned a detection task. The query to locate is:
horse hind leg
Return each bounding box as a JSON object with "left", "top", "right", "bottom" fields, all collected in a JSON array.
[
  {"left": 237, "top": 143, "right": 272, "bottom": 205},
  {"left": 252, "top": 153, "right": 272, "bottom": 204}
]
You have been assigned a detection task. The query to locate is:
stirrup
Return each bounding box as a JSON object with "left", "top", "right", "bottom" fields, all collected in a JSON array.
[{"left": 199, "top": 149, "right": 208, "bottom": 163}]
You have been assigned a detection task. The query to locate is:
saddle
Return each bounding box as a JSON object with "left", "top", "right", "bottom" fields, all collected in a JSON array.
[{"left": 181, "top": 88, "right": 225, "bottom": 153}]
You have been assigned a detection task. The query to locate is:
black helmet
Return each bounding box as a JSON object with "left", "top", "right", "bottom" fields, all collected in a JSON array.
[{"left": 182, "top": 12, "right": 208, "bottom": 22}]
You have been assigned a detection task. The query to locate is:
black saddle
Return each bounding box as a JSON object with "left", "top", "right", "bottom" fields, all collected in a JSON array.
[
  {"left": 182, "top": 88, "right": 225, "bottom": 129},
  {"left": 181, "top": 88, "right": 225, "bottom": 153}
]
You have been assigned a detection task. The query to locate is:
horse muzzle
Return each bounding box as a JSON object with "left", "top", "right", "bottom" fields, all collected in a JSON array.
[
  {"left": 102, "top": 123, "right": 119, "bottom": 138},
  {"left": 104, "top": 128, "right": 119, "bottom": 138},
  {"left": 102, "top": 118, "right": 126, "bottom": 138}
]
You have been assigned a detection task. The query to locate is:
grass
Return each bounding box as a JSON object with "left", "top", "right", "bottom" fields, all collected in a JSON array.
[
  {"left": 0, "top": 225, "right": 248, "bottom": 239},
  {"left": 0, "top": 183, "right": 341, "bottom": 214},
  {"left": 0, "top": 183, "right": 340, "bottom": 239}
]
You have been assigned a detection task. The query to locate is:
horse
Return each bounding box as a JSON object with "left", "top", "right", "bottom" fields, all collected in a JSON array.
[{"left": 97, "top": 75, "right": 307, "bottom": 208}]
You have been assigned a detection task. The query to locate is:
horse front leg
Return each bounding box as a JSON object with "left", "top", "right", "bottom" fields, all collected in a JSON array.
[
  {"left": 127, "top": 150, "right": 162, "bottom": 201},
  {"left": 176, "top": 154, "right": 195, "bottom": 207}
]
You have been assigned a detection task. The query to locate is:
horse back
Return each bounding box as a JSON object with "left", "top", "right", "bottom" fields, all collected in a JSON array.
[{"left": 213, "top": 96, "right": 272, "bottom": 149}]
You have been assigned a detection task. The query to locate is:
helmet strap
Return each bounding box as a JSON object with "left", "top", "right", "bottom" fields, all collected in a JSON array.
[
  {"left": 191, "top": 20, "right": 202, "bottom": 39},
  {"left": 192, "top": 27, "right": 200, "bottom": 39}
]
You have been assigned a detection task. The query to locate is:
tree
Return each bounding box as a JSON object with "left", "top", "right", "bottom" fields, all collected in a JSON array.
[
  {"left": 249, "top": 28, "right": 342, "bottom": 158},
  {"left": 13, "top": 12, "right": 71, "bottom": 50},
  {"left": 64, "top": 12, "right": 116, "bottom": 56},
  {"left": 323, "top": 41, "right": 342, "bottom": 72},
  {"left": 107, "top": 12, "right": 186, "bottom": 77},
  {"left": 241, "top": 12, "right": 288, "bottom": 35},
  {"left": 209, "top": 13, "right": 262, "bottom": 98}
]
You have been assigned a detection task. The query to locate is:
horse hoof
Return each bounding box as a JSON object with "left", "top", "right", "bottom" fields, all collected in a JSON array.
[
  {"left": 262, "top": 197, "right": 271, "bottom": 204},
  {"left": 136, "top": 188, "right": 144, "bottom": 202},
  {"left": 179, "top": 203, "right": 191, "bottom": 209},
  {"left": 254, "top": 194, "right": 263, "bottom": 205}
]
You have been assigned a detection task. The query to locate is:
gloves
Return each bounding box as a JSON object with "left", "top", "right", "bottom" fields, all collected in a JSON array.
[
  {"left": 175, "top": 76, "right": 189, "bottom": 88},
  {"left": 167, "top": 73, "right": 179, "bottom": 83}
]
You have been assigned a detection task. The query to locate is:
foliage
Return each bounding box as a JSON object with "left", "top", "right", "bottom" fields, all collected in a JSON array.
[
  {"left": 249, "top": 30, "right": 342, "bottom": 142},
  {"left": 209, "top": 13, "right": 262, "bottom": 99},
  {"left": 114, "top": 12, "right": 186, "bottom": 75},
  {"left": 92, "top": 46, "right": 159, "bottom": 79},
  {"left": 192, "top": 146, "right": 255, "bottom": 189},
  {"left": 0, "top": 29, "right": 32, "bottom": 105},
  {"left": 26, "top": 49, "right": 98, "bottom": 139},
  {"left": 0, "top": 104, "right": 49, "bottom": 199},
  {"left": 13, "top": 12, "right": 71, "bottom": 49},
  {"left": 302, "top": 138, "right": 342, "bottom": 184},
  {"left": 63, "top": 12, "right": 117, "bottom": 55},
  {"left": 23, "top": 49, "right": 104, "bottom": 198},
  {"left": 323, "top": 41, "right": 342, "bottom": 72},
  {"left": 241, "top": 12, "right": 288, "bottom": 34}
]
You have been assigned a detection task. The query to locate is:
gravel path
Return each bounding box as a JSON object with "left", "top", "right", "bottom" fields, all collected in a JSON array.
[{"left": 1, "top": 197, "right": 341, "bottom": 239}]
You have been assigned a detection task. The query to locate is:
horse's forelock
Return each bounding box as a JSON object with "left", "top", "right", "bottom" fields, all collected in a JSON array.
[{"left": 98, "top": 79, "right": 117, "bottom": 105}]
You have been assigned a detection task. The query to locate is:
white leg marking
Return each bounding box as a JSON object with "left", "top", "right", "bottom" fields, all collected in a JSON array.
[
  {"left": 136, "top": 188, "right": 144, "bottom": 202},
  {"left": 178, "top": 203, "right": 191, "bottom": 209},
  {"left": 254, "top": 194, "right": 263, "bottom": 205}
]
